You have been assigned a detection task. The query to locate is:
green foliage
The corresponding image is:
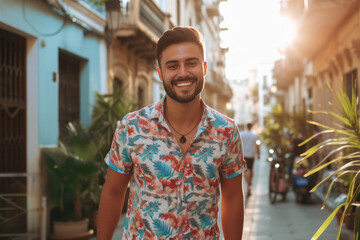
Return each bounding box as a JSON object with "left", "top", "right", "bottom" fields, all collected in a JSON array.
[
  {"left": 299, "top": 83, "right": 360, "bottom": 239},
  {"left": 89, "top": 89, "right": 138, "bottom": 179},
  {"left": 261, "top": 104, "right": 291, "bottom": 157},
  {"left": 44, "top": 88, "right": 137, "bottom": 222},
  {"left": 44, "top": 123, "right": 101, "bottom": 221},
  {"left": 261, "top": 103, "right": 313, "bottom": 160}
]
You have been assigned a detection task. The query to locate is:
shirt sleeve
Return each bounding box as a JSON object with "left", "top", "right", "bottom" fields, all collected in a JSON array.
[
  {"left": 104, "top": 115, "right": 133, "bottom": 174},
  {"left": 221, "top": 124, "right": 247, "bottom": 179}
]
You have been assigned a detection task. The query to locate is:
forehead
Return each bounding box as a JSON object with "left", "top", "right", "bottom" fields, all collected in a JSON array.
[{"left": 160, "top": 42, "right": 203, "bottom": 65}]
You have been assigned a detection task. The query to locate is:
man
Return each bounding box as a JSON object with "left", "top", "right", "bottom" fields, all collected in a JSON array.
[
  {"left": 240, "top": 123, "right": 260, "bottom": 197},
  {"left": 97, "top": 26, "right": 246, "bottom": 240}
]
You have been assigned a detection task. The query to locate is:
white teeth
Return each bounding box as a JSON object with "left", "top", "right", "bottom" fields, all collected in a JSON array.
[{"left": 177, "top": 82, "right": 192, "bottom": 87}]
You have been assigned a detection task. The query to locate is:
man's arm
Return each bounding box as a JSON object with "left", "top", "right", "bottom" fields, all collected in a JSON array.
[
  {"left": 221, "top": 174, "right": 244, "bottom": 240},
  {"left": 97, "top": 167, "right": 131, "bottom": 240}
]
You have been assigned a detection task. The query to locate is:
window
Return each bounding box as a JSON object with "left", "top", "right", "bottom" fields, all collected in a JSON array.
[
  {"left": 307, "top": 87, "right": 312, "bottom": 99},
  {"left": 113, "top": 76, "right": 123, "bottom": 92},
  {"left": 58, "top": 51, "right": 81, "bottom": 140},
  {"left": 138, "top": 86, "right": 145, "bottom": 108}
]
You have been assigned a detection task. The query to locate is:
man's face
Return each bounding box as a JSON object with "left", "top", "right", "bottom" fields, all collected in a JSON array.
[{"left": 157, "top": 42, "right": 207, "bottom": 103}]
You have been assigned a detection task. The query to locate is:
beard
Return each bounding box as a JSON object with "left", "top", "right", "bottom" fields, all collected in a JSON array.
[{"left": 162, "top": 75, "right": 205, "bottom": 103}]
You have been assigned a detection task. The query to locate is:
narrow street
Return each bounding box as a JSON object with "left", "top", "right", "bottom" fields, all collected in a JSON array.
[{"left": 242, "top": 146, "right": 351, "bottom": 240}]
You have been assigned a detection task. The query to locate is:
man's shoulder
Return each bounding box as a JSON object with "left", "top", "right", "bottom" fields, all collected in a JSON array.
[
  {"left": 123, "top": 102, "right": 160, "bottom": 122},
  {"left": 206, "top": 105, "right": 236, "bottom": 127}
]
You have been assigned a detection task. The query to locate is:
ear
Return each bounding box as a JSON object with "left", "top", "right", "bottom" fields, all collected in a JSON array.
[
  {"left": 157, "top": 67, "right": 162, "bottom": 81},
  {"left": 203, "top": 62, "right": 208, "bottom": 76}
]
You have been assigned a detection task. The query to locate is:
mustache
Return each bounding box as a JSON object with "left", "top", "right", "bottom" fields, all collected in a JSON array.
[{"left": 171, "top": 77, "right": 197, "bottom": 85}]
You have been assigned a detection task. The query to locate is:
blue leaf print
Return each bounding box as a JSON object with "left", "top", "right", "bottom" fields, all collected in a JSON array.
[
  {"left": 129, "top": 119, "right": 140, "bottom": 132},
  {"left": 118, "top": 130, "right": 127, "bottom": 145},
  {"left": 196, "top": 146, "right": 215, "bottom": 162},
  {"left": 128, "top": 135, "right": 143, "bottom": 146},
  {"left": 154, "top": 161, "right": 174, "bottom": 179},
  {"left": 213, "top": 113, "right": 227, "bottom": 127},
  {"left": 121, "top": 148, "right": 132, "bottom": 163},
  {"left": 140, "top": 143, "right": 160, "bottom": 161},
  {"left": 153, "top": 219, "right": 173, "bottom": 237},
  {"left": 199, "top": 214, "right": 214, "bottom": 229},
  {"left": 138, "top": 229, "right": 145, "bottom": 238},
  {"left": 184, "top": 192, "right": 195, "bottom": 202},
  {"left": 143, "top": 201, "right": 161, "bottom": 217},
  {"left": 185, "top": 177, "right": 194, "bottom": 190},
  {"left": 206, "top": 164, "right": 217, "bottom": 179}
]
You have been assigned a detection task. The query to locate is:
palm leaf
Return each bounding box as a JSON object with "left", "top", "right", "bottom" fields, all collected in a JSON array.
[
  {"left": 304, "top": 146, "right": 359, "bottom": 176},
  {"left": 311, "top": 203, "right": 345, "bottom": 240},
  {"left": 298, "top": 129, "right": 334, "bottom": 146}
]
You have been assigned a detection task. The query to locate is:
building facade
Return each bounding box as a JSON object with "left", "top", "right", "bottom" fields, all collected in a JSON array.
[
  {"left": 274, "top": 0, "right": 360, "bottom": 127},
  {"left": 0, "top": 0, "right": 107, "bottom": 237}
]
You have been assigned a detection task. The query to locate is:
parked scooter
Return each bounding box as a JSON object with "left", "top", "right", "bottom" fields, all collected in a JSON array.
[
  {"left": 289, "top": 136, "right": 313, "bottom": 203},
  {"left": 291, "top": 156, "right": 312, "bottom": 203}
]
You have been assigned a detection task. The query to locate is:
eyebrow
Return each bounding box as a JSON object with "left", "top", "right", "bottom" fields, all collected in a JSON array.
[{"left": 164, "top": 57, "right": 201, "bottom": 65}]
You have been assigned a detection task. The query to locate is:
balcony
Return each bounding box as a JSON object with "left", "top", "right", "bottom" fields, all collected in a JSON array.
[
  {"left": 282, "top": 0, "right": 358, "bottom": 59},
  {"left": 112, "top": 0, "right": 173, "bottom": 61},
  {"left": 273, "top": 57, "right": 303, "bottom": 89}
]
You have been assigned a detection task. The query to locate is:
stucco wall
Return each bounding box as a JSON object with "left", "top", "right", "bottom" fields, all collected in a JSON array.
[{"left": 0, "top": 0, "right": 106, "bottom": 145}]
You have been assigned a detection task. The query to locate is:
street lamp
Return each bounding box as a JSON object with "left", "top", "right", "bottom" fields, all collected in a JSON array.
[{"left": 105, "top": 0, "right": 121, "bottom": 31}]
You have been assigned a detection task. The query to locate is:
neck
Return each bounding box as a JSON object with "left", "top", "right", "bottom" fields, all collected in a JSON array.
[{"left": 164, "top": 96, "right": 202, "bottom": 127}]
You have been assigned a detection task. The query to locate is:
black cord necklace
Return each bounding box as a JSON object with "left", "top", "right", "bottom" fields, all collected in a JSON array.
[{"left": 163, "top": 100, "right": 203, "bottom": 144}]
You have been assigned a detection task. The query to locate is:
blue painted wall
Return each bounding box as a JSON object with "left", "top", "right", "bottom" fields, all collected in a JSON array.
[{"left": 0, "top": 0, "right": 105, "bottom": 145}]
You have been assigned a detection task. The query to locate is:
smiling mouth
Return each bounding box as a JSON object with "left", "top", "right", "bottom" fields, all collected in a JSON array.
[{"left": 175, "top": 81, "right": 193, "bottom": 87}]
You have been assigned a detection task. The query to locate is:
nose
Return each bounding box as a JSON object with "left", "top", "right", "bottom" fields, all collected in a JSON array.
[{"left": 178, "top": 63, "right": 188, "bottom": 77}]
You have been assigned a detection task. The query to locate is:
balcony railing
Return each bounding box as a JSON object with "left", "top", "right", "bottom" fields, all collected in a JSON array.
[
  {"left": 110, "top": 0, "right": 173, "bottom": 61},
  {"left": 114, "top": 0, "right": 172, "bottom": 40}
]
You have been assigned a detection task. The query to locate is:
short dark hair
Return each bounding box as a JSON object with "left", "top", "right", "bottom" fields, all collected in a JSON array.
[
  {"left": 247, "top": 123, "right": 253, "bottom": 130},
  {"left": 156, "top": 26, "right": 205, "bottom": 66}
]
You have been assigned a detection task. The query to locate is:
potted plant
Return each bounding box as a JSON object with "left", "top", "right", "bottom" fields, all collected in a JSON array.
[
  {"left": 43, "top": 123, "right": 101, "bottom": 238},
  {"left": 298, "top": 83, "right": 360, "bottom": 239}
]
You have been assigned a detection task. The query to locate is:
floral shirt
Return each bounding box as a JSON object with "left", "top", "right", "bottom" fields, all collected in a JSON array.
[{"left": 105, "top": 98, "right": 246, "bottom": 239}]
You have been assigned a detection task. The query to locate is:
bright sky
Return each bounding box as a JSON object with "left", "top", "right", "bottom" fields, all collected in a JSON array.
[{"left": 219, "top": 0, "right": 296, "bottom": 80}]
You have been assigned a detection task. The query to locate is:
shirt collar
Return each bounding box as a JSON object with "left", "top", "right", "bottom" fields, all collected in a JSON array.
[{"left": 149, "top": 96, "right": 217, "bottom": 129}]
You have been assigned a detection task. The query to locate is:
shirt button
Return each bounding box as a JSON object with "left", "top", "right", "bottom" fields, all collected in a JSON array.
[
  {"left": 186, "top": 164, "right": 190, "bottom": 167},
  {"left": 176, "top": 181, "right": 181, "bottom": 185}
]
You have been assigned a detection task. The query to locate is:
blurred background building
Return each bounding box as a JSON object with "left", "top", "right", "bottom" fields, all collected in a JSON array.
[{"left": 274, "top": 0, "right": 360, "bottom": 129}]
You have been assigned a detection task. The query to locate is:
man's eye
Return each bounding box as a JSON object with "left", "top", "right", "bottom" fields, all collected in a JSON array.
[
  {"left": 168, "top": 65, "right": 177, "bottom": 69},
  {"left": 187, "top": 62, "right": 197, "bottom": 67}
]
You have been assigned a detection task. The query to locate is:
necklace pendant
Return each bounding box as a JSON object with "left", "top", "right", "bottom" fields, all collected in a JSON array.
[{"left": 179, "top": 136, "right": 186, "bottom": 144}]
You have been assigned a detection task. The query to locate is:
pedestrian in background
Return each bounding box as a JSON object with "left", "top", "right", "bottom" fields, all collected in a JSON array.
[
  {"left": 97, "top": 26, "right": 247, "bottom": 240},
  {"left": 240, "top": 123, "right": 260, "bottom": 196}
]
